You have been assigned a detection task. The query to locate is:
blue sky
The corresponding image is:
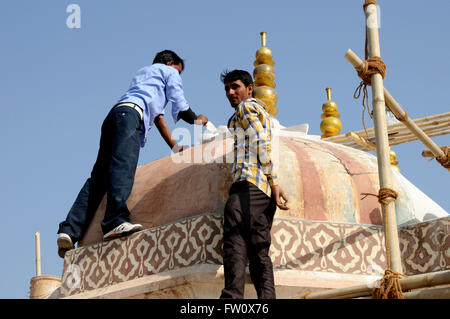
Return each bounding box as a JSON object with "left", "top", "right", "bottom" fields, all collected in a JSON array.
[{"left": 1, "top": 1, "right": 449, "bottom": 298}]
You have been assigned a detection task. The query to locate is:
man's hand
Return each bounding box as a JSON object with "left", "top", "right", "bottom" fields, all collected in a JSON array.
[
  {"left": 172, "top": 144, "right": 188, "bottom": 153},
  {"left": 271, "top": 185, "right": 289, "bottom": 210},
  {"left": 195, "top": 114, "right": 208, "bottom": 126}
]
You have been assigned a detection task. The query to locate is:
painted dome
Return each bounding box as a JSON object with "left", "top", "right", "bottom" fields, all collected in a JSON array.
[{"left": 79, "top": 123, "right": 448, "bottom": 246}]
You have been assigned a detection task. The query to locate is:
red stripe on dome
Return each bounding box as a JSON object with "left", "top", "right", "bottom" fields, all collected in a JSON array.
[
  {"left": 283, "top": 139, "right": 328, "bottom": 221},
  {"left": 310, "top": 140, "right": 382, "bottom": 225}
]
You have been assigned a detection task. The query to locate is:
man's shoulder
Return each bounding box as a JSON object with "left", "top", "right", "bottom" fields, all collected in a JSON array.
[
  {"left": 137, "top": 63, "right": 177, "bottom": 76},
  {"left": 131, "top": 64, "right": 179, "bottom": 87},
  {"left": 237, "top": 98, "right": 268, "bottom": 115}
]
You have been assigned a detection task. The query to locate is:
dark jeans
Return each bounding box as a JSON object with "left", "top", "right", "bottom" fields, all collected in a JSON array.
[
  {"left": 58, "top": 105, "right": 143, "bottom": 243},
  {"left": 220, "top": 180, "right": 277, "bottom": 299}
]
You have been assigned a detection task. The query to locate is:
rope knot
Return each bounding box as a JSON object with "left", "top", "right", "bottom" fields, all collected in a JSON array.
[
  {"left": 361, "top": 187, "right": 398, "bottom": 205},
  {"left": 363, "top": 0, "right": 379, "bottom": 11},
  {"left": 377, "top": 187, "right": 398, "bottom": 206},
  {"left": 372, "top": 269, "right": 407, "bottom": 299},
  {"left": 353, "top": 56, "right": 387, "bottom": 136},
  {"left": 357, "top": 56, "right": 386, "bottom": 86},
  {"left": 436, "top": 146, "right": 450, "bottom": 169}
]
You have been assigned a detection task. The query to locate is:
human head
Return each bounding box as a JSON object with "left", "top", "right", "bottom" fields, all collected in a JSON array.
[
  {"left": 153, "top": 50, "right": 184, "bottom": 73},
  {"left": 220, "top": 69, "right": 254, "bottom": 108}
]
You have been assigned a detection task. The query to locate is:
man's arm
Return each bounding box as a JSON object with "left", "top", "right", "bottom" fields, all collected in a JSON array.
[
  {"left": 154, "top": 114, "right": 185, "bottom": 153},
  {"left": 166, "top": 72, "right": 208, "bottom": 126}
]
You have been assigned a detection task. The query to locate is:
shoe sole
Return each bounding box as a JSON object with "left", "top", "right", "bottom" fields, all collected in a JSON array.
[
  {"left": 57, "top": 237, "right": 74, "bottom": 258},
  {"left": 58, "top": 247, "right": 70, "bottom": 258},
  {"left": 103, "top": 226, "right": 143, "bottom": 241},
  {"left": 57, "top": 237, "right": 73, "bottom": 250}
]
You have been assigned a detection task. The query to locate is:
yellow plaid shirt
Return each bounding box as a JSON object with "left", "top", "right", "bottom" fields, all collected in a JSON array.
[{"left": 227, "top": 98, "right": 278, "bottom": 197}]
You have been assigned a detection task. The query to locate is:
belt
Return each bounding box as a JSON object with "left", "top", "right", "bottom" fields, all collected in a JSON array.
[{"left": 114, "top": 102, "right": 143, "bottom": 121}]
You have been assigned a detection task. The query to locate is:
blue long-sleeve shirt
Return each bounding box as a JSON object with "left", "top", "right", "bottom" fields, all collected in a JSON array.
[{"left": 117, "top": 63, "right": 190, "bottom": 147}]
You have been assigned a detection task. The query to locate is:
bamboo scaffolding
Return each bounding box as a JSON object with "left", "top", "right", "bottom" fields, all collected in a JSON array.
[
  {"left": 326, "top": 113, "right": 450, "bottom": 143},
  {"left": 35, "top": 232, "right": 41, "bottom": 276},
  {"left": 358, "top": 286, "right": 450, "bottom": 299},
  {"left": 345, "top": 49, "right": 448, "bottom": 170},
  {"left": 388, "top": 123, "right": 450, "bottom": 140},
  {"left": 329, "top": 131, "right": 450, "bottom": 152},
  {"left": 347, "top": 132, "right": 377, "bottom": 152},
  {"left": 302, "top": 270, "right": 450, "bottom": 299},
  {"left": 324, "top": 112, "right": 450, "bottom": 151},
  {"left": 363, "top": 3, "right": 403, "bottom": 273},
  {"left": 345, "top": 130, "right": 448, "bottom": 153}
]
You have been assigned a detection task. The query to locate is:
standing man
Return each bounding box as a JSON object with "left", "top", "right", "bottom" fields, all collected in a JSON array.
[
  {"left": 57, "top": 50, "right": 208, "bottom": 258},
  {"left": 220, "top": 70, "right": 289, "bottom": 299}
]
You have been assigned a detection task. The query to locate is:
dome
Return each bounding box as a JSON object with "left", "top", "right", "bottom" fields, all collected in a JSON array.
[{"left": 78, "top": 122, "right": 448, "bottom": 246}]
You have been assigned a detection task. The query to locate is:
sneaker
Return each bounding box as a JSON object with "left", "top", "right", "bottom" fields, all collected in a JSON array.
[
  {"left": 57, "top": 233, "right": 74, "bottom": 258},
  {"left": 103, "top": 222, "right": 143, "bottom": 241}
]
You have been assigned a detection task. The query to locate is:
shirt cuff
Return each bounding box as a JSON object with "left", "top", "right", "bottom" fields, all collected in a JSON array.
[
  {"left": 177, "top": 107, "right": 198, "bottom": 124},
  {"left": 267, "top": 174, "right": 278, "bottom": 187}
]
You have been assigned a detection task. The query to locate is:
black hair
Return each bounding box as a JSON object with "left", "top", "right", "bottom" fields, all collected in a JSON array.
[
  {"left": 220, "top": 69, "right": 253, "bottom": 87},
  {"left": 153, "top": 50, "right": 184, "bottom": 70}
]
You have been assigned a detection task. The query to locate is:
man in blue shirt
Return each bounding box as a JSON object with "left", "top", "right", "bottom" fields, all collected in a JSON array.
[{"left": 57, "top": 50, "right": 208, "bottom": 258}]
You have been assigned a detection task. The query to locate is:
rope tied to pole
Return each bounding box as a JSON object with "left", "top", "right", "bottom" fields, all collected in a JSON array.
[
  {"left": 435, "top": 146, "right": 450, "bottom": 169},
  {"left": 375, "top": 187, "right": 397, "bottom": 205},
  {"left": 353, "top": 1, "right": 387, "bottom": 136},
  {"left": 422, "top": 146, "right": 450, "bottom": 171},
  {"left": 361, "top": 187, "right": 407, "bottom": 299},
  {"left": 363, "top": 0, "right": 378, "bottom": 11},
  {"left": 353, "top": 56, "right": 387, "bottom": 135},
  {"left": 373, "top": 269, "right": 407, "bottom": 299}
]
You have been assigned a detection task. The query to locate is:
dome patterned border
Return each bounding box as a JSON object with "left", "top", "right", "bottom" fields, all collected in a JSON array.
[{"left": 60, "top": 214, "right": 449, "bottom": 297}]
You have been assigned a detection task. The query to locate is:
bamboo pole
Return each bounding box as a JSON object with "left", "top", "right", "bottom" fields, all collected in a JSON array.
[
  {"left": 363, "top": 3, "right": 403, "bottom": 273},
  {"left": 35, "top": 232, "right": 41, "bottom": 276},
  {"left": 347, "top": 132, "right": 377, "bottom": 152},
  {"left": 358, "top": 287, "right": 450, "bottom": 299},
  {"left": 303, "top": 270, "right": 450, "bottom": 299},
  {"left": 345, "top": 48, "right": 448, "bottom": 167},
  {"left": 325, "top": 124, "right": 450, "bottom": 149},
  {"left": 325, "top": 112, "right": 450, "bottom": 143},
  {"left": 388, "top": 123, "right": 450, "bottom": 140},
  {"left": 402, "top": 287, "right": 450, "bottom": 299}
]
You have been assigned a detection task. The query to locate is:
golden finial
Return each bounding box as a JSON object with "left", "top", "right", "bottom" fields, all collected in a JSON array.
[
  {"left": 326, "top": 87, "right": 332, "bottom": 101},
  {"left": 320, "top": 87, "right": 342, "bottom": 138},
  {"left": 260, "top": 31, "right": 267, "bottom": 47},
  {"left": 253, "top": 31, "right": 278, "bottom": 116},
  {"left": 390, "top": 149, "right": 401, "bottom": 173}
]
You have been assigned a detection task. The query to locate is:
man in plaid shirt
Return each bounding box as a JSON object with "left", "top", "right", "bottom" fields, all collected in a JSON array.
[{"left": 220, "top": 70, "right": 289, "bottom": 299}]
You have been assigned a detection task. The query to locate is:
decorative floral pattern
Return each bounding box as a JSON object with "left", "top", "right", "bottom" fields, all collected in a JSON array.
[
  {"left": 60, "top": 215, "right": 449, "bottom": 297},
  {"left": 399, "top": 217, "right": 449, "bottom": 274}
]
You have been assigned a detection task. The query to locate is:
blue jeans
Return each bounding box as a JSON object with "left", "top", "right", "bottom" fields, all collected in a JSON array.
[{"left": 58, "top": 105, "right": 143, "bottom": 243}]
